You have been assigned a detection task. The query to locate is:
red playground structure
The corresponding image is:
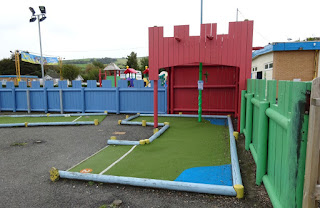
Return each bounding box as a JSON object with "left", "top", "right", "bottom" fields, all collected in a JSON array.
[{"left": 148, "top": 21, "right": 254, "bottom": 130}]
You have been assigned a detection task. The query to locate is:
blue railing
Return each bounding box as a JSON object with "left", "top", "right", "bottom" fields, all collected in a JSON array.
[{"left": 0, "top": 80, "right": 167, "bottom": 114}]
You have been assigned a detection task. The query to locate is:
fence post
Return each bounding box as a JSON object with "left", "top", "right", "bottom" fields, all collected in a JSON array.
[
  {"left": 59, "top": 89, "right": 63, "bottom": 114},
  {"left": 244, "top": 93, "right": 253, "bottom": 150},
  {"left": 240, "top": 90, "right": 247, "bottom": 134},
  {"left": 12, "top": 88, "right": 16, "bottom": 112},
  {"left": 81, "top": 87, "right": 85, "bottom": 113},
  {"left": 43, "top": 87, "right": 48, "bottom": 113},
  {"left": 303, "top": 77, "right": 320, "bottom": 208},
  {"left": 256, "top": 101, "right": 269, "bottom": 185},
  {"left": 116, "top": 86, "right": 119, "bottom": 114},
  {"left": 26, "top": 89, "right": 31, "bottom": 113}
]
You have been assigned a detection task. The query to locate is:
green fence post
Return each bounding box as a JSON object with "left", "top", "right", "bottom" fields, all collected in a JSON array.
[
  {"left": 256, "top": 101, "right": 269, "bottom": 185},
  {"left": 244, "top": 92, "right": 253, "bottom": 151},
  {"left": 240, "top": 90, "right": 247, "bottom": 134}
]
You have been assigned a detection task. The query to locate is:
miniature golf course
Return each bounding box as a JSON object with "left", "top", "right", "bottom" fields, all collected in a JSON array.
[{"left": 68, "top": 117, "right": 232, "bottom": 184}]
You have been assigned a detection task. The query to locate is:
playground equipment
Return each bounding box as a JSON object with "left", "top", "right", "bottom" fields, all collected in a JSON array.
[
  {"left": 143, "top": 66, "right": 150, "bottom": 87},
  {"left": 99, "top": 63, "right": 121, "bottom": 87}
]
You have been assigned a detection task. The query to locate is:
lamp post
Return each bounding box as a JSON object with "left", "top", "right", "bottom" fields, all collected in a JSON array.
[{"left": 29, "top": 6, "right": 47, "bottom": 81}]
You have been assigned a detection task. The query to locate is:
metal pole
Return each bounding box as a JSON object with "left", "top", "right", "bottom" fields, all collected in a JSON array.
[
  {"left": 200, "top": 0, "right": 203, "bottom": 24},
  {"left": 198, "top": 0, "right": 203, "bottom": 122},
  {"left": 37, "top": 15, "right": 45, "bottom": 81},
  {"left": 236, "top": 8, "right": 238, "bottom": 22}
]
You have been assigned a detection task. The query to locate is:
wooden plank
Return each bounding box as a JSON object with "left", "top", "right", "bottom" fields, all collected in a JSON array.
[
  {"left": 303, "top": 77, "right": 320, "bottom": 208},
  {"left": 148, "top": 27, "right": 155, "bottom": 80},
  {"left": 173, "top": 26, "right": 180, "bottom": 66},
  {"left": 199, "top": 24, "right": 206, "bottom": 63},
  {"left": 168, "top": 37, "right": 174, "bottom": 67},
  {"left": 163, "top": 38, "right": 169, "bottom": 67},
  {"left": 182, "top": 25, "right": 190, "bottom": 65},
  {"left": 158, "top": 27, "right": 164, "bottom": 69}
]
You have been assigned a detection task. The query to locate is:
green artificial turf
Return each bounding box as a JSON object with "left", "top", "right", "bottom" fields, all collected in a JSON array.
[
  {"left": 106, "top": 117, "right": 231, "bottom": 180},
  {"left": 69, "top": 145, "right": 132, "bottom": 174},
  {"left": 69, "top": 116, "right": 231, "bottom": 181},
  {"left": 0, "top": 115, "right": 106, "bottom": 124}
]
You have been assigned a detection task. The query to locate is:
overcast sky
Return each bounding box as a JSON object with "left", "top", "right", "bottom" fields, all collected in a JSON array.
[{"left": 0, "top": 0, "right": 319, "bottom": 60}]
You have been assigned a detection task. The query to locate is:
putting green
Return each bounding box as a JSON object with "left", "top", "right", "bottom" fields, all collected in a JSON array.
[
  {"left": 0, "top": 115, "right": 106, "bottom": 124},
  {"left": 69, "top": 116, "right": 231, "bottom": 181}
]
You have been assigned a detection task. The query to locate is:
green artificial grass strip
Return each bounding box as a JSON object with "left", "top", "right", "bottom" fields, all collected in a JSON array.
[
  {"left": 69, "top": 145, "right": 132, "bottom": 174},
  {"left": 105, "top": 117, "right": 231, "bottom": 180},
  {"left": 0, "top": 115, "right": 106, "bottom": 124}
]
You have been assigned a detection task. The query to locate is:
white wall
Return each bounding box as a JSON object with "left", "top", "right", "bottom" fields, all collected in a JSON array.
[{"left": 252, "top": 52, "right": 274, "bottom": 80}]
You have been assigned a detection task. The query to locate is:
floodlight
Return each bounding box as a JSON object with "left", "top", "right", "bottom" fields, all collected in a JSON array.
[
  {"left": 39, "top": 6, "right": 46, "bottom": 14},
  {"left": 39, "top": 15, "right": 46, "bottom": 22},
  {"left": 29, "top": 17, "right": 37, "bottom": 22},
  {"left": 29, "top": 7, "right": 35, "bottom": 15}
]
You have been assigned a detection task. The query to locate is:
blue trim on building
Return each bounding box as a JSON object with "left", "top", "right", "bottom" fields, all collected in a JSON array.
[
  {"left": 0, "top": 75, "right": 38, "bottom": 78},
  {"left": 252, "top": 42, "right": 320, "bottom": 59}
]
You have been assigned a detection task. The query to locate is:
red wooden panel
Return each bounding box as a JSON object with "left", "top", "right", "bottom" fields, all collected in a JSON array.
[
  {"left": 148, "top": 27, "right": 155, "bottom": 79},
  {"left": 163, "top": 38, "right": 169, "bottom": 67},
  {"left": 221, "top": 34, "right": 229, "bottom": 65},
  {"left": 182, "top": 26, "right": 190, "bottom": 65},
  {"left": 209, "top": 24, "right": 217, "bottom": 65},
  {"left": 173, "top": 26, "right": 180, "bottom": 67},
  {"left": 153, "top": 27, "right": 159, "bottom": 79},
  {"left": 199, "top": 24, "right": 207, "bottom": 63},
  {"left": 158, "top": 27, "right": 164, "bottom": 69},
  {"left": 172, "top": 65, "right": 237, "bottom": 114},
  {"left": 168, "top": 37, "right": 174, "bottom": 67},
  {"left": 204, "top": 24, "right": 212, "bottom": 64}
]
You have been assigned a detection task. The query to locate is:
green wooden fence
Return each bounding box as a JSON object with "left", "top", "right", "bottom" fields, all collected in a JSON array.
[{"left": 240, "top": 79, "right": 311, "bottom": 208}]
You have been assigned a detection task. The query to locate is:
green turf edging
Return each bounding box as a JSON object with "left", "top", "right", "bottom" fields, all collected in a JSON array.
[
  {"left": 105, "top": 117, "right": 231, "bottom": 180},
  {"left": 69, "top": 145, "right": 132, "bottom": 174},
  {"left": 0, "top": 115, "right": 106, "bottom": 124}
]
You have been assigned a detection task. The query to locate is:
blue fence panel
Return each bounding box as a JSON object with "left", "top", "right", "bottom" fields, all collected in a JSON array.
[
  {"left": 0, "top": 80, "right": 168, "bottom": 114},
  {"left": 47, "top": 89, "right": 61, "bottom": 112},
  {"left": 63, "top": 89, "right": 82, "bottom": 112},
  {"left": 84, "top": 88, "right": 117, "bottom": 113},
  {"left": 30, "top": 89, "right": 45, "bottom": 111},
  {"left": 15, "top": 89, "right": 27, "bottom": 111}
]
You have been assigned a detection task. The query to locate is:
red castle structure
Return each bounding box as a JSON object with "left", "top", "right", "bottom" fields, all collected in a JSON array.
[{"left": 148, "top": 21, "right": 253, "bottom": 130}]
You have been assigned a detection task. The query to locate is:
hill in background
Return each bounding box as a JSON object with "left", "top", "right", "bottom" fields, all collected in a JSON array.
[{"left": 63, "top": 57, "right": 145, "bottom": 70}]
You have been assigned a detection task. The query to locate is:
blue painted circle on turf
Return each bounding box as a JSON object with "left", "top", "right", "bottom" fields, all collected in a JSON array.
[{"left": 174, "top": 165, "right": 233, "bottom": 186}]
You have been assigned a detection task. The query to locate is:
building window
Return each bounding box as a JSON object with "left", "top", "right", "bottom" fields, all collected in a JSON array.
[
  {"left": 264, "top": 62, "right": 273, "bottom": 70},
  {"left": 252, "top": 66, "right": 257, "bottom": 72}
]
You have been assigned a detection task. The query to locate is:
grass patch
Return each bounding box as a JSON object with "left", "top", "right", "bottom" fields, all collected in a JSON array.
[
  {"left": 69, "top": 146, "right": 132, "bottom": 174},
  {"left": 0, "top": 115, "right": 106, "bottom": 124},
  {"left": 11, "top": 142, "right": 27, "bottom": 146}
]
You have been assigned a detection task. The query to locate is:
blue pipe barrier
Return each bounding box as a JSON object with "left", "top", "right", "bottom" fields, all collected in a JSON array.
[
  {"left": 0, "top": 112, "right": 108, "bottom": 118},
  {"left": 107, "top": 140, "right": 140, "bottom": 145},
  {"left": 120, "top": 120, "right": 165, "bottom": 127},
  {"left": 227, "top": 116, "right": 242, "bottom": 186},
  {"left": 0, "top": 121, "right": 95, "bottom": 128},
  {"left": 0, "top": 123, "right": 26, "bottom": 127},
  {"left": 139, "top": 114, "right": 228, "bottom": 119},
  {"left": 58, "top": 171, "right": 237, "bottom": 196},
  {"left": 148, "top": 125, "right": 170, "bottom": 142},
  {"left": 122, "top": 114, "right": 140, "bottom": 122},
  {"left": 28, "top": 121, "right": 95, "bottom": 126}
]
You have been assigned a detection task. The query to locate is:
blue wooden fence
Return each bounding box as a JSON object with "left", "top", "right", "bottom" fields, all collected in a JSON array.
[{"left": 0, "top": 80, "right": 167, "bottom": 114}]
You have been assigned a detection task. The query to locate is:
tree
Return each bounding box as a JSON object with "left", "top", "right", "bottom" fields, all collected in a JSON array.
[
  {"left": 84, "top": 63, "right": 100, "bottom": 81},
  {"left": 92, "top": 60, "right": 104, "bottom": 69},
  {"left": 61, "top": 64, "right": 80, "bottom": 81},
  {"left": 139, "top": 57, "right": 149, "bottom": 71},
  {"left": 126, "top": 52, "right": 139, "bottom": 71}
]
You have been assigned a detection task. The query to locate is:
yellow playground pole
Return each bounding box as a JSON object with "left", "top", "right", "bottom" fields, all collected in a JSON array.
[{"left": 15, "top": 50, "right": 21, "bottom": 83}]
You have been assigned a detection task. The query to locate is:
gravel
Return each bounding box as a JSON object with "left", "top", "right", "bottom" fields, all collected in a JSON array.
[{"left": 0, "top": 113, "right": 272, "bottom": 208}]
